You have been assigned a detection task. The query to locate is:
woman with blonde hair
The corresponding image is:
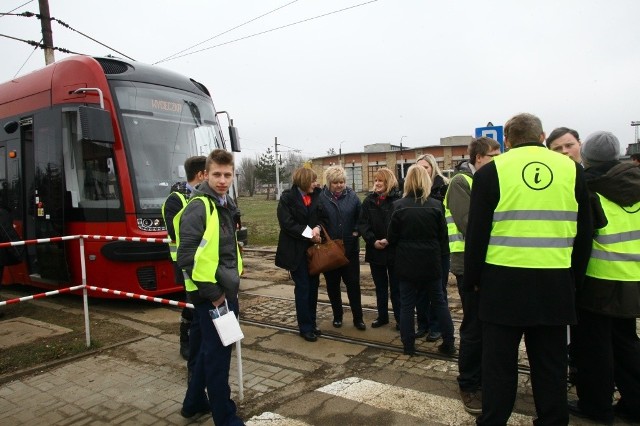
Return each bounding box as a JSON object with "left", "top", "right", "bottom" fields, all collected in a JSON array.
[
  {"left": 387, "top": 165, "right": 454, "bottom": 356},
  {"left": 415, "top": 153, "right": 451, "bottom": 341},
  {"left": 416, "top": 153, "right": 449, "bottom": 201},
  {"left": 318, "top": 165, "right": 365, "bottom": 330},
  {"left": 358, "top": 167, "right": 402, "bottom": 329}
]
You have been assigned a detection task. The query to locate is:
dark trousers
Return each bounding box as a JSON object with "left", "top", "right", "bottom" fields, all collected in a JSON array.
[
  {"left": 573, "top": 308, "right": 640, "bottom": 421},
  {"left": 478, "top": 323, "right": 568, "bottom": 426},
  {"left": 455, "top": 274, "right": 482, "bottom": 393},
  {"left": 324, "top": 250, "right": 363, "bottom": 323},
  {"left": 369, "top": 263, "right": 400, "bottom": 323},
  {"left": 290, "top": 258, "right": 320, "bottom": 333},
  {"left": 417, "top": 256, "right": 450, "bottom": 333},
  {"left": 400, "top": 278, "right": 455, "bottom": 351},
  {"left": 183, "top": 299, "right": 243, "bottom": 426},
  {"left": 187, "top": 307, "right": 202, "bottom": 379}
]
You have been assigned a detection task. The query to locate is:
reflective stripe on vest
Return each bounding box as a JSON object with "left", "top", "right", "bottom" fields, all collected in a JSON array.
[
  {"left": 444, "top": 173, "right": 473, "bottom": 253},
  {"left": 486, "top": 147, "right": 578, "bottom": 268},
  {"left": 586, "top": 193, "right": 640, "bottom": 281},
  {"left": 161, "top": 192, "right": 187, "bottom": 261},
  {"left": 174, "top": 195, "right": 243, "bottom": 292}
]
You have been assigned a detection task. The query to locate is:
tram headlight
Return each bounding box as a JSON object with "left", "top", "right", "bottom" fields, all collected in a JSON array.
[{"left": 137, "top": 217, "right": 165, "bottom": 232}]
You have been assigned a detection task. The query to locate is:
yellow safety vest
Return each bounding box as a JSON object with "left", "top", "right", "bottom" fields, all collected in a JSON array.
[
  {"left": 174, "top": 195, "right": 243, "bottom": 292},
  {"left": 161, "top": 191, "right": 188, "bottom": 261},
  {"left": 586, "top": 193, "right": 640, "bottom": 281},
  {"left": 486, "top": 147, "right": 578, "bottom": 268},
  {"left": 444, "top": 173, "right": 473, "bottom": 253}
]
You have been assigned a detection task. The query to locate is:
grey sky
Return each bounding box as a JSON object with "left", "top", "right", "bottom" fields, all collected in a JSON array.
[{"left": 2, "top": 0, "right": 639, "bottom": 159}]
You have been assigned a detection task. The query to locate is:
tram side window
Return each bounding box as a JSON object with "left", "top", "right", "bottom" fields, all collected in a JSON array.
[{"left": 62, "top": 111, "right": 121, "bottom": 208}]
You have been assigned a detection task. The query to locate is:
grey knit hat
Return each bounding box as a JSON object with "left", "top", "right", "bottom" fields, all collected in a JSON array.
[{"left": 581, "top": 131, "right": 620, "bottom": 166}]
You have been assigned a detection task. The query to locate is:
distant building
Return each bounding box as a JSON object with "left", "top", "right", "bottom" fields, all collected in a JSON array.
[{"left": 310, "top": 136, "right": 471, "bottom": 192}]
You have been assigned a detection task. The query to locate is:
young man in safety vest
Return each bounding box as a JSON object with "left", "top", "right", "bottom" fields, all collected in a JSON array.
[
  {"left": 176, "top": 149, "right": 244, "bottom": 425},
  {"left": 464, "top": 113, "right": 592, "bottom": 425},
  {"left": 162, "top": 155, "right": 206, "bottom": 362},
  {"left": 444, "top": 136, "right": 500, "bottom": 415},
  {"left": 568, "top": 131, "right": 640, "bottom": 424}
]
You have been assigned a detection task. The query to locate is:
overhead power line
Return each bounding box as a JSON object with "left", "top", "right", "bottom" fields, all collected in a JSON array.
[
  {"left": 2, "top": 11, "right": 135, "bottom": 60},
  {"left": 0, "top": 0, "right": 34, "bottom": 18},
  {"left": 0, "top": 33, "right": 81, "bottom": 54},
  {"left": 157, "top": 0, "right": 379, "bottom": 64},
  {"left": 154, "top": 0, "right": 300, "bottom": 65}
]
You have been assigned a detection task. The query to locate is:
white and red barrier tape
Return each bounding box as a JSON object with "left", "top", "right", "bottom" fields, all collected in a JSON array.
[
  {"left": 0, "top": 285, "right": 86, "bottom": 306},
  {"left": 80, "top": 235, "right": 170, "bottom": 243},
  {"left": 0, "top": 235, "right": 80, "bottom": 248},
  {"left": 86, "top": 286, "right": 193, "bottom": 308}
]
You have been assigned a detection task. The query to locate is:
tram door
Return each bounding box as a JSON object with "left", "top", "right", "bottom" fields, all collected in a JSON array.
[{"left": 20, "top": 117, "right": 70, "bottom": 283}]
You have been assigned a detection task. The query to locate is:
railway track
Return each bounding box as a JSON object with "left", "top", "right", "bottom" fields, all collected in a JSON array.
[{"left": 239, "top": 291, "right": 534, "bottom": 377}]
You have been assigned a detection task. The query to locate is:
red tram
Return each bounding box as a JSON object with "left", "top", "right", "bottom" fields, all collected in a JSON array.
[{"left": 0, "top": 55, "right": 239, "bottom": 297}]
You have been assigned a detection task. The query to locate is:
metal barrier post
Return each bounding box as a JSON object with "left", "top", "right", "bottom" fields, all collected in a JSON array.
[
  {"left": 236, "top": 340, "right": 244, "bottom": 400},
  {"left": 79, "top": 237, "right": 91, "bottom": 348}
]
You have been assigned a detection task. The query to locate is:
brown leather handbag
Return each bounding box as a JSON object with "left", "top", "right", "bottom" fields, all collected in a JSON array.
[{"left": 306, "top": 225, "right": 349, "bottom": 275}]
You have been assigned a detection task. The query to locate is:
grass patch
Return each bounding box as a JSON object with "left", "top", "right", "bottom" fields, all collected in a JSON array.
[
  {"left": 237, "top": 195, "right": 279, "bottom": 246},
  {"left": 237, "top": 193, "right": 368, "bottom": 248}
]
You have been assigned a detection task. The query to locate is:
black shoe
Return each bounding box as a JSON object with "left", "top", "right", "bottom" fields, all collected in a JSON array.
[
  {"left": 179, "top": 343, "right": 190, "bottom": 361},
  {"left": 568, "top": 400, "right": 613, "bottom": 424},
  {"left": 395, "top": 323, "right": 400, "bottom": 331},
  {"left": 313, "top": 328, "right": 322, "bottom": 336},
  {"left": 437, "top": 342, "right": 456, "bottom": 357},
  {"left": 371, "top": 318, "right": 389, "bottom": 328},
  {"left": 403, "top": 347, "right": 416, "bottom": 356},
  {"left": 299, "top": 331, "right": 318, "bottom": 342},
  {"left": 426, "top": 331, "right": 442, "bottom": 342},
  {"left": 180, "top": 405, "right": 209, "bottom": 418},
  {"left": 333, "top": 319, "right": 342, "bottom": 328},
  {"left": 354, "top": 321, "right": 366, "bottom": 330},
  {"left": 415, "top": 329, "right": 427, "bottom": 338},
  {"left": 614, "top": 401, "right": 640, "bottom": 423}
]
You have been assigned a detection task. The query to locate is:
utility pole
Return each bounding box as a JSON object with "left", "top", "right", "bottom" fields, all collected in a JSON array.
[
  {"left": 39, "top": 0, "right": 55, "bottom": 65},
  {"left": 274, "top": 137, "right": 281, "bottom": 201}
]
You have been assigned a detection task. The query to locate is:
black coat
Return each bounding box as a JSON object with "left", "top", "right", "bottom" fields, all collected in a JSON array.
[
  {"left": 317, "top": 186, "right": 361, "bottom": 256},
  {"left": 275, "top": 186, "right": 323, "bottom": 271},
  {"left": 387, "top": 193, "right": 449, "bottom": 283},
  {"left": 357, "top": 188, "right": 401, "bottom": 265}
]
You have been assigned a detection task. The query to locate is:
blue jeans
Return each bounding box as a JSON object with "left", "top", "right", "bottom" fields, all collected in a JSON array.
[
  {"left": 369, "top": 263, "right": 400, "bottom": 323},
  {"left": 183, "top": 299, "right": 244, "bottom": 426},
  {"left": 417, "top": 256, "right": 450, "bottom": 333},
  {"left": 290, "top": 258, "right": 320, "bottom": 333},
  {"left": 402, "top": 277, "right": 454, "bottom": 350}
]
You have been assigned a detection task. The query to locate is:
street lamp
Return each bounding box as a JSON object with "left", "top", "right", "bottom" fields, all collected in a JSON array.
[
  {"left": 351, "top": 160, "right": 355, "bottom": 190},
  {"left": 399, "top": 136, "right": 407, "bottom": 179},
  {"left": 631, "top": 121, "right": 640, "bottom": 144},
  {"left": 339, "top": 140, "right": 345, "bottom": 166}
]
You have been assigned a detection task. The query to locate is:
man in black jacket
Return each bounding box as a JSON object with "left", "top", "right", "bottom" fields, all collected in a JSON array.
[{"left": 465, "top": 113, "right": 592, "bottom": 425}]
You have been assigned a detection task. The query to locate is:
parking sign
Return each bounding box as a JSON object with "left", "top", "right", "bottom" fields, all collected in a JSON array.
[{"left": 475, "top": 125, "right": 504, "bottom": 152}]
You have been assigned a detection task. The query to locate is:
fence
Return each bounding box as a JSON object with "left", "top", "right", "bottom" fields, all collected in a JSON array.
[{"left": 0, "top": 234, "right": 244, "bottom": 399}]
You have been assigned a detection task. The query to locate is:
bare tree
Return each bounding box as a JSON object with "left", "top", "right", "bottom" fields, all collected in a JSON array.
[{"left": 238, "top": 156, "right": 257, "bottom": 196}]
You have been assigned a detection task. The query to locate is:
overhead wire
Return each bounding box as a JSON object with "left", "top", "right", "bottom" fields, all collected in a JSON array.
[
  {"left": 156, "top": 0, "right": 379, "bottom": 64},
  {"left": 0, "top": 33, "right": 81, "bottom": 54},
  {"left": 154, "top": 0, "right": 300, "bottom": 65},
  {"left": 1, "top": 10, "right": 134, "bottom": 60},
  {"left": 13, "top": 37, "right": 41, "bottom": 77},
  {"left": 0, "top": 0, "right": 34, "bottom": 18}
]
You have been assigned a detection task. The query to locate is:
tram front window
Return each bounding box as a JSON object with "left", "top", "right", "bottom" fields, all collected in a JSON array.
[{"left": 114, "top": 83, "right": 223, "bottom": 211}]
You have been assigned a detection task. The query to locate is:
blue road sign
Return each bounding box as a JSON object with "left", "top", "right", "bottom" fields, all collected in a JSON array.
[{"left": 475, "top": 126, "right": 504, "bottom": 152}]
